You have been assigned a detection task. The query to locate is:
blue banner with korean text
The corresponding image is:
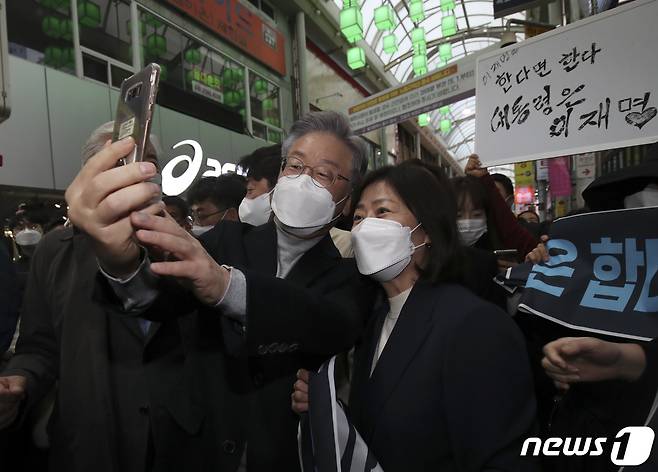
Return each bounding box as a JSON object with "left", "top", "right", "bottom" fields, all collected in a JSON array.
[{"left": 516, "top": 206, "right": 658, "bottom": 341}]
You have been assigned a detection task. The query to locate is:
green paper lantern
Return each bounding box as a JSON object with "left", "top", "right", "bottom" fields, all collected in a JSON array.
[
  {"left": 374, "top": 5, "right": 395, "bottom": 31},
  {"left": 409, "top": 2, "right": 425, "bottom": 23},
  {"left": 342, "top": 0, "right": 361, "bottom": 7},
  {"left": 42, "top": 16, "right": 61, "bottom": 39},
  {"left": 224, "top": 91, "right": 240, "bottom": 108},
  {"left": 418, "top": 113, "right": 430, "bottom": 127},
  {"left": 205, "top": 74, "right": 221, "bottom": 88},
  {"left": 412, "top": 53, "right": 427, "bottom": 75},
  {"left": 145, "top": 33, "right": 166, "bottom": 57},
  {"left": 44, "top": 46, "right": 63, "bottom": 68},
  {"left": 238, "top": 108, "right": 246, "bottom": 119},
  {"left": 223, "top": 67, "right": 244, "bottom": 87},
  {"left": 439, "top": 105, "right": 450, "bottom": 115},
  {"left": 61, "top": 19, "right": 73, "bottom": 41},
  {"left": 78, "top": 1, "right": 101, "bottom": 28},
  {"left": 441, "top": 15, "right": 457, "bottom": 36},
  {"left": 411, "top": 27, "right": 425, "bottom": 46},
  {"left": 262, "top": 98, "right": 275, "bottom": 111},
  {"left": 340, "top": 6, "right": 363, "bottom": 44},
  {"left": 254, "top": 78, "right": 268, "bottom": 94},
  {"left": 236, "top": 89, "right": 245, "bottom": 102},
  {"left": 186, "top": 68, "right": 203, "bottom": 85},
  {"left": 439, "top": 43, "right": 452, "bottom": 62},
  {"left": 382, "top": 33, "right": 398, "bottom": 54},
  {"left": 184, "top": 48, "right": 202, "bottom": 65},
  {"left": 440, "top": 118, "right": 451, "bottom": 134},
  {"left": 440, "top": 0, "right": 456, "bottom": 12},
  {"left": 347, "top": 46, "right": 366, "bottom": 70}
]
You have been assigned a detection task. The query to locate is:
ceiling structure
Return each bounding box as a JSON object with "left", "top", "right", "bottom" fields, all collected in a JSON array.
[{"left": 332, "top": 0, "right": 528, "bottom": 176}]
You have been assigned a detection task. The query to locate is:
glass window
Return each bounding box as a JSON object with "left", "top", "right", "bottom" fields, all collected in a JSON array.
[
  {"left": 249, "top": 72, "right": 280, "bottom": 127},
  {"left": 6, "top": 0, "right": 75, "bottom": 74},
  {"left": 78, "top": 0, "right": 132, "bottom": 65},
  {"left": 139, "top": 10, "right": 246, "bottom": 115}
]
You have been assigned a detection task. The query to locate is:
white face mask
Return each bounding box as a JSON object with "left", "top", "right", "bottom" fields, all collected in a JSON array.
[
  {"left": 191, "top": 209, "right": 228, "bottom": 236},
  {"left": 624, "top": 183, "right": 658, "bottom": 209},
  {"left": 351, "top": 217, "right": 425, "bottom": 283},
  {"left": 15, "top": 228, "right": 42, "bottom": 247},
  {"left": 457, "top": 218, "right": 487, "bottom": 247},
  {"left": 238, "top": 190, "right": 272, "bottom": 227},
  {"left": 271, "top": 174, "right": 346, "bottom": 238}
]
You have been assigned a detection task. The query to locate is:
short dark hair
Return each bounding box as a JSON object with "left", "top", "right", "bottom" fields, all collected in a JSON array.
[
  {"left": 9, "top": 202, "right": 49, "bottom": 229},
  {"left": 517, "top": 210, "right": 540, "bottom": 222},
  {"left": 451, "top": 175, "right": 502, "bottom": 250},
  {"left": 163, "top": 196, "right": 190, "bottom": 218},
  {"left": 352, "top": 160, "right": 463, "bottom": 285},
  {"left": 187, "top": 174, "right": 247, "bottom": 210},
  {"left": 491, "top": 173, "right": 514, "bottom": 198},
  {"left": 283, "top": 111, "right": 368, "bottom": 188},
  {"left": 238, "top": 144, "right": 281, "bottom": 190}
]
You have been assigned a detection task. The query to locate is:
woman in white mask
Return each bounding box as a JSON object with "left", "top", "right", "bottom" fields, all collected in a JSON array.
[{"left": 293, "top": 161, "right": 540, "bottom": 471}]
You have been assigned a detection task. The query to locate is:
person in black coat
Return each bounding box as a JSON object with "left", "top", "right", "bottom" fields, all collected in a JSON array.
[
  {"left": 294, "top": 161, "right": 540, "bottom": 471},
  {"left": 67, "top": 111, "right": 376, "bottom": 471},
  {"left": 0, "top": 243, "right": 18, "bottom": 354},
  {"left": 0, "top": 123, "right": 238, "bottom": 472}
]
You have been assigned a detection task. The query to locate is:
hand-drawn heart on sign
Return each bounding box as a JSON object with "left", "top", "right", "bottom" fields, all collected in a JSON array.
[{"left": 625, "top": 107, "right": 657, "bottom": 129}]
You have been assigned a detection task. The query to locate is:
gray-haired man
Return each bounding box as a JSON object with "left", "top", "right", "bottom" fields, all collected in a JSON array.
[
  {"left": 0, "top": 123, "right": 228, "bottom": 472},
  {"left": 71, "top": 111, "right": 376, "bottom": 471}
]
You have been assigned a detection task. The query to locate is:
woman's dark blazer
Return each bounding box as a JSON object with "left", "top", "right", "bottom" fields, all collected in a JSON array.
[{"left": 348, "top": 281, "right": 540, "bottom": 472}]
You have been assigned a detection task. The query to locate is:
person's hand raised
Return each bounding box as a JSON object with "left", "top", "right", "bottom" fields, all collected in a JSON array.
[
  {"left": 65, "top": 138, "right": 164, "bottom": 278},
  {"left": 464, "top": 154, "right": 488, "bottom": 178}
]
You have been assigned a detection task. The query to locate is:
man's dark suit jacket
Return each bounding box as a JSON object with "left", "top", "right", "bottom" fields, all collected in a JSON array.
[
  {"left": 118, "top": 221, "right": 376, "bottom": 471},
  {"left": 2, "top": 227, "right": 246, "bottom": 472},
  {"left": 349, "top": 282, "right": 540, "bottom": 472}
]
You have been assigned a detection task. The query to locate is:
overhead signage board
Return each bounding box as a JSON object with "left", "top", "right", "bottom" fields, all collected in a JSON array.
[
  {"left": 348, "top": 54, "right": 478, "bottom": 135},
  {"left": 164, "top": 0, "right": 286, "bottom": 75},
  {"left": 475, "top": 0, "right": 658, "bottom": 167}
]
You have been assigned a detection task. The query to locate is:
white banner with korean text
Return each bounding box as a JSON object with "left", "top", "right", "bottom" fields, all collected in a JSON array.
[
  {"left": 348, "top": 53, "right": 479, "bottom": 135},
  {"left": 474, "top": 0, "right": 658, "bottom": 167}
]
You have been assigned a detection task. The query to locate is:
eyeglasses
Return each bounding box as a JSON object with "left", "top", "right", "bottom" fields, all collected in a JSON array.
[
  {"left": 191, "top": 208, "right": 227, "bottom": 225},
  {"left": 281, "top": 155, "right": 350, "bottom": 188}
]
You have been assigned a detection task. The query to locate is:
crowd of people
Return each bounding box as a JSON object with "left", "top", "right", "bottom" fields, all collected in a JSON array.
[{"left": 0, "top": 110, "right": 656, "bottom": 472}]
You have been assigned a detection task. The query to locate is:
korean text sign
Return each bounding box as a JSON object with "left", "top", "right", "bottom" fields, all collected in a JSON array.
[
  {"left": 474, "top": 0, "right": 658, "bottom": 167},
  {"left": 517, "top": 206, "right": 658, "bottom": 341},
  {"left": 164, "top": 0, "right": 286, "bottom": 75}
]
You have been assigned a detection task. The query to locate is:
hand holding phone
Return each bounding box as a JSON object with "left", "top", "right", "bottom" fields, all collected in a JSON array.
[{"left": 112, "top": 63, "right": 161, "bottom": 166}]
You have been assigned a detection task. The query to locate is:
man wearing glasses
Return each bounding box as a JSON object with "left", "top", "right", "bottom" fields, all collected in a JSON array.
[
  {"left": 186, "top": 174, "right": 246, "bottom": 236},
  {"left": 65, "top": 111, "right": 375, "bottom": 471}
]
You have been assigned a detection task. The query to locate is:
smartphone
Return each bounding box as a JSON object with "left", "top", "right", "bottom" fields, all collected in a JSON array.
[
  {"left": 112, "top": 63, "right": 161, "bottom": 166},
  {"left": 494, "top": 249, "right": 518, "bottom": 261}
]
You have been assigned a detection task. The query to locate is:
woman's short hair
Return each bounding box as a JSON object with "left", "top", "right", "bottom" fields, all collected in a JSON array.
[{"left": 352, "top": 160, "right": 463, "bottom": 284}]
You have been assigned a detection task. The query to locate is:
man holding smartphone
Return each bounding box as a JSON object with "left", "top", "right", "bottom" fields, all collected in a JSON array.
[
  {"left": 0, "top": 123, "right": 235, "bottom": 472},
  {"left": 74, "top": 111, "right": 376, "bottom": 472}
]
